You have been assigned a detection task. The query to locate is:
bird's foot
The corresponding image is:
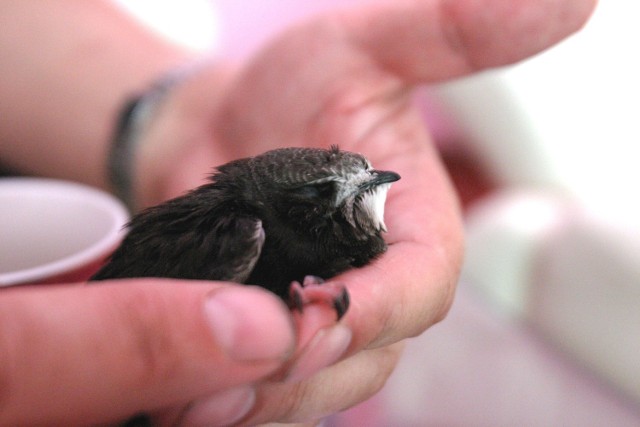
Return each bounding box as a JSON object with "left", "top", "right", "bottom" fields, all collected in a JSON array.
[{"left": 288, "top": 276, "right": 350, "bottom": 321}]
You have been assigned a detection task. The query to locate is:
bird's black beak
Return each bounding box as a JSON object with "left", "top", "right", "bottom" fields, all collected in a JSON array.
[
  {"left": 374, "top": 170, "right": 401, "bottom": 185},
  {"left": 360, "top": 170, "right": 401, "bottom": 191}
]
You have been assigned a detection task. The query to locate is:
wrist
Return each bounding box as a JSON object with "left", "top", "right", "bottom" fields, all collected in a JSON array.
[
  {"left": 109, "top": 67, "right": 188, "bottom": 212},
  {"left": 110, "top": 59, "right": 233, "bottom": 210}
]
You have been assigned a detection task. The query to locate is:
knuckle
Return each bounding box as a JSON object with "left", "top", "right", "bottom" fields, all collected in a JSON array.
[
  {"left": 371, "top": 342, "right": 405, "bottom": 387},
  {"left": 257, "top": 345, "right": 404, "bottom": 425},
  {"left": 431, "top": 277, "right": 457, "bottom": 325},
  {"left": 251, "top": 381, "right": 313, "bottom": 424},
  {"left": 276, "top": 381, "right": 320, "bottom": 423}
]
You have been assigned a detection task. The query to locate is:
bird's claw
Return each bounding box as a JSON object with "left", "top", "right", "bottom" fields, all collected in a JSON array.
[{"left": 288, "top": 276, "right": 350, "bottom": 321}]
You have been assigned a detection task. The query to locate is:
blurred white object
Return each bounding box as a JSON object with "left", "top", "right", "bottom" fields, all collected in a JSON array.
[
  {"left": 462, "top": 190, "right": 568, "bottom": 317},
  {"left": 533, "top": 201, "right": 640, "bottom": 403},
  {"left": 0, "top": 178, "right": 128, "bottom": 286},
  {"left": 464, "top": 190, "right": 640, "bottom": 403},
  {"left": 112, "top": 0, "right": 220, "bottom": 52},
  {"left": 433, "top": 0, "right": 640, "bottom": 216},
  {"left": 446, "top": 0, "right": 640, "bottom": 405}
]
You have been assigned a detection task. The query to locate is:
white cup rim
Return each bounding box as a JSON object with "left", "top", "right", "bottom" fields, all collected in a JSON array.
[{"left": 0, "top": 178, "right": 129, "bottom": 286}]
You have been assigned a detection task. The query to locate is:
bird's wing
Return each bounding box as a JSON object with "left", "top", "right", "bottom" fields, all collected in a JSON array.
[
  {"left": 201, "top": 215, "right": 265, "bottom": 283},
  {"left": 91, "top": 211, "right": 265, "bottom": 284}
]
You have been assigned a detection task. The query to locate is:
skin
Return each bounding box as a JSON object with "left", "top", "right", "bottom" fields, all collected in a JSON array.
[{"left": 0, "top": 0, "right": 596, "bottom": 425}]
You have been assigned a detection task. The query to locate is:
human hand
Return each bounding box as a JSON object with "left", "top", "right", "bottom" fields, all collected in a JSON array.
[
  {"left": 0, "top": 0, "right": 594, "bottom": 426},
  {"left": 136, "top": 0, "right": 595, "bottom": 421},
  {"left": 0, "top": 281, "right": 299, "bottom": 426},
  {"left": 127, "top": 0, "right": 596, "bottom": 424}
]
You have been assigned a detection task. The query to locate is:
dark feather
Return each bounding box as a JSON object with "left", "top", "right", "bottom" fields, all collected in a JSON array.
[{"left": 91, "top": 147, "right": 399, "bottom": 301}]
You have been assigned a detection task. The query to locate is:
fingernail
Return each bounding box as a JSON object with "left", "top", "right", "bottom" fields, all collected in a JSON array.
[
  {"left": 285, "top": 324, "right": 352, "bottom": 383},
  {"left": 182, "top": 386, "right": 255, "bottom": 427},
  {"left": 204, "top": 287, "right": 294, "bottom": 361}
]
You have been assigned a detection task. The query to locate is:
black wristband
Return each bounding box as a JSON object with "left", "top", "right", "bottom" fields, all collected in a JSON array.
[
  {"left": 108, "top": 69, "right": 187, "bottom": 212},
  {"left": 109, "top": 96, "right": 141, "bottom": 213}
]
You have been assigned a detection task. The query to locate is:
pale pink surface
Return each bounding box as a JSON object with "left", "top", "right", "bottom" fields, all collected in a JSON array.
[{"left": 330, "top": 285, "right": 640, "bottom": 426}]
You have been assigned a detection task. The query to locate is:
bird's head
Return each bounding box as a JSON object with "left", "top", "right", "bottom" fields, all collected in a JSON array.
[{"left": 240, "top": 146, "right": 400, "bottom": 237}]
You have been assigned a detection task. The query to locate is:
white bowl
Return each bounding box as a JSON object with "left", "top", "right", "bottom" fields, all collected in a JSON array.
[{"left": 0, "top": 178, "right": 129, "bottom": 286}]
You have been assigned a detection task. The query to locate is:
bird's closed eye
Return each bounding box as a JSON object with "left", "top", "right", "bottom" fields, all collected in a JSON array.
[{"left": 291, "top": 182, "right": 335, "bottom": 199}]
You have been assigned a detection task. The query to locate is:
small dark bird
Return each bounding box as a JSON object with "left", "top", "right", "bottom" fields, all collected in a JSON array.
[{"left": 91, "top": 146, "right": 400, "bottom": 318}]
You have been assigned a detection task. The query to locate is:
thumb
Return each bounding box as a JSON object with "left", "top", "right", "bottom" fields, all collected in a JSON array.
[{"left": 0, "top": 279, "right": 295, "bottom": 426}]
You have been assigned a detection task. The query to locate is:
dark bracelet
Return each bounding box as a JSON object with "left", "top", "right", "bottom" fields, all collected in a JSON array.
[{"left": 108, "top": 68, "right": 188, "bottom": 212}]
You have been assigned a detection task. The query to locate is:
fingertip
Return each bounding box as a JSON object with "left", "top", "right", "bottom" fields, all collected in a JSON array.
[{"left": 204, "top": 286, "right": 296, "bottom": 362}]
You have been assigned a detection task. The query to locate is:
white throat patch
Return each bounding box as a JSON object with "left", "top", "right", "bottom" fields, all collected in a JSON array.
[{"left": 359, "top": 183, "right": 392, "bottom": 232}]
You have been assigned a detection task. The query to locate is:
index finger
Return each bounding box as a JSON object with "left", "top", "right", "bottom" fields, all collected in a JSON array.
[{"left": 343, "top": 0, "right": 596, "bottom": 83}]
